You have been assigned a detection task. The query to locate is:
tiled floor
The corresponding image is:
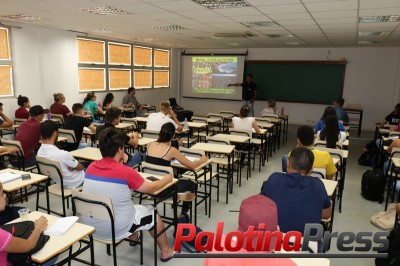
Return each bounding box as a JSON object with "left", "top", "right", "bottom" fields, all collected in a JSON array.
[{"left": 17, "top": 126, "right": 387, "bottom": 266}]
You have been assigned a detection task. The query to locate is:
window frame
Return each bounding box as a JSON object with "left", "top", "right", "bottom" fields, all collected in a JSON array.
[{"left": 0, "top": 26, "right": 15, "bottom": 98}]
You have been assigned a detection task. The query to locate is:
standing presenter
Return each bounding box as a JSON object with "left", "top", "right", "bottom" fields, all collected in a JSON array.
[{"left": 228, "top": 74, "right": 257, "bottom": 117}]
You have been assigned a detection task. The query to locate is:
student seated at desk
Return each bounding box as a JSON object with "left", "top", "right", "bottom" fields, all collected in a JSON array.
[
  {"left": 83, "top": 92, "right": 104, "bottom": 122},
  {"left": 379, "top": 103, "right": 400, "bottom": 127},
  {"left": 232, "top": 105, "right": 261, "bottom": 136},
  {"left": 15, "top": 95, "right": 30, "bottom": 120},
  {"left": 316, "top": 114, "right": 347, "bottom": 148},
  {"left": 145, "top": 122, "right": 207, "bottom": 219},
  {"left": 0, "top": 183, "right": 51, "bottom": 266},
  {"left": 50, "top": 93, "right": 72, "bottom": 121},
  {"left": 333, "top": 98, "right": 349, "bottom": 125},
  {"left": 122, "top": 87, "right": 144, "bottom": 117},
  {"left": 0, "top": 103, "right": 14, "bottom": 129},
  {"left": 315, "top": 106, "right": 345, "bottom": 132},
  {"left": 260, "top": 100, "right": 277, "bottom": 117},
  {"left": 102, "top": 93, "right": 114, "bottom": 109},
  {"left": 82, "top": 127, "right": 174, "bottom": 262},
  {"left": 37, "top": 120, "right": 85, "bottom": 189},
  {"left": 65, "top": 103, "right": 96, "bottom": 150},
  {"left": 262, "top": 147, "right": 332, "bottom": 252},
  {"left": 96, "top": 107, "right": 142, "bottom": 167}
]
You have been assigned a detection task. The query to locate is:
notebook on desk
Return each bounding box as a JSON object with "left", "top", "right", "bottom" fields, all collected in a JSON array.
[
  {"left": 0, "top": 172, "right": 21, "bottom": 184},
  {"left": 172, "top": 156, "right": 197, "bottom": 165}
]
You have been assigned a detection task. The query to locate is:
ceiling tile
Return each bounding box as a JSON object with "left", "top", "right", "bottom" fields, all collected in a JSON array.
[
  {"left": 305, "top": 0, "right": 358, "bottom": 12},
  {"left": 268, "top": 13, "right": 313, "bottom": 21},
  {"left": 359, "top": 8, "right": 400, "bottom": 16},
  {"left": 360, "top": 0, "right": 400, "bottom": 9},
  {"left": 213, "top": 7, "right": 263, "bottom": 16},
  {"left": 257, "top": 4, "right": 307, "bottom": 14},
  {"left": 150, "top": 0, "right": 202, "bottom": 11},
  {"left": 312, "top": 10, "right": 357, "bottom": 19}
]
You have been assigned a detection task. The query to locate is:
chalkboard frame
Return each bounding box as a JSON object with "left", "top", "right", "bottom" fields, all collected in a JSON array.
[{"left": 245, "top": 60, "right": 347, "bottom": 104}]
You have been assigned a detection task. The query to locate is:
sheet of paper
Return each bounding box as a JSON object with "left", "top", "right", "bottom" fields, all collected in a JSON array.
[
  {"left": 44, "top": 216, "right": 79, "bottom": 235},
  {"left": 0, "top": 172, "right": 21, "bottom": 184},
  {"left": 172, "top": 156, "right": 197, "bottom": 165}
]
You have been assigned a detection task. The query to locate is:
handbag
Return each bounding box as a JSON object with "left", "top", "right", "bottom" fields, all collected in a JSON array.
[
  {"left": 371, "top": 203, "right": 397, "bottom": 231},
  {"left": 1, "top": 221, "right": 50, "bottom": 265}
]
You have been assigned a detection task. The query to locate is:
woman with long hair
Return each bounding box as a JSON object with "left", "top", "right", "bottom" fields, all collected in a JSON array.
[
  {"left": 232, "top": 105, "right": 261, "bottom": 135},
  {"left": 315, "top": 106, "right": 345, "bottom": 132},
  {"left": 102, "top": 93, "right": 114, "bottom": 109},
  {"left": 145, "top": 122, "right": 207, "bottom": 220},
  {"left": 83, "top": 92, "right": 104, "bottom": 120},
  {"left": 318, "top": 114, "right": 346, "bottom": 148}
]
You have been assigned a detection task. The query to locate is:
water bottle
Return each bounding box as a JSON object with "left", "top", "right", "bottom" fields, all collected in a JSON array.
[
  {"left": 46, "top": 112, "right": 51, "bottom": 120},
  {"left": 280, "top": 106, "right": 284, "bottom": 116},
  {"left": 184, "top": 118, "right": 188, "bottom": 130}
]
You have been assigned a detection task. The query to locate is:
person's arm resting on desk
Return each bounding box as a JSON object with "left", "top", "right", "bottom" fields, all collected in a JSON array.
[
  {"left": 0, "top": 111, "right": 14, "bottom": 128},
  {"left": 137, "top": 174, "right": 173, "bottom": 194},
  {"left": 170, "top": 148, "right": 208, "bottom": 170},
  {"left": 127, "top": 132, "right": 140, "bottom": 147},
  {"left": 168, "top": 109, "right": 183, "bottom": 132}
]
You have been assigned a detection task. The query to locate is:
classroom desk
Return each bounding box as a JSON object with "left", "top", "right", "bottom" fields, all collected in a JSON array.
[
  {"left": 280, "top": 114, "right": 289, "bottom": 144},
  {"left": 344, "top": 104, "right": 363, "bottom": 136},
  {"left": 0, "top": 168, "right": 48, "bottom": 207},
  {"left": 70, "top": 147, "right": 102, "bottom": 161},
  {"left": 187, "top": 122, "right": 208, "bottom": 143},
  {"left": 134, "top": 117, "right": 148, "bottom": 132},
  {"left": 171, "top": 158, "right": 214, "bottom": 224},
  {"left": 213, "top": 133, "right": 250, "bottom": 143},
  {"left": 191, "top": 142, "right": 235, "bottom": 204},
  {"left": 138, "top": 172, "right": 178, "bottom": 266},
  {"left": 220, "top": 113, "right": 234, "bottom": 133},
  {"left": 10, "top": 211, "right": 95, "bottom": 265},
  {"left": 321, "top": 178, "right": 338, "bottom": 233},
  {"left": 0, "top": 124, "right": 19, "bottom": 137}
]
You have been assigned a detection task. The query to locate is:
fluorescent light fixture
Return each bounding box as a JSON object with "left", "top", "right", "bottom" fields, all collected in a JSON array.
[
  {"left": 226, "top": 42, "right": 240, "bottom": 46},
  {"left": 359, "top": 15, "right": 400, "bottom": 23},
  {"left": 1, "top": 14, "right": 42, "bottom": 21},
  {"left": 358, "top": 40, "right": 378, "bottom": 44},
  {"left": 192, "top": 0, "right": 250, "bottom": 9},
  {"left": 267, "top": 34, "right": 294, "bottom": 38},
  {"left": 134, "top": 37, "right": 156, "bottom": 42},
  {"left": 80, "top": 6, "right": 130, "bottom": 16},
  {"left": 241, "top": 21, "right": 279, "bottom": 27},
  {"left": 284, "top": 41, "right": 305, "bottom": 45},
  {"left": 195, "top": 36, "right": 222, "bottom": 40},
  {"left": 152, "top": 25, "right": 188, "bottom": 31},
  {"left": 165, "top": 43, "right": 188, "bottom": 47},
  {"left": 87, "top": 29, "right": 113, "bottom": 34},
  {"left": 358, "top": 31, "right": 390, "bottom": 36}
]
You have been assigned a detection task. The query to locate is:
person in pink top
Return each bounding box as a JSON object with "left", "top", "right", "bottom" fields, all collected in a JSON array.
[{"left": 0, "top": 183, "right": 48, "bottom": 266}]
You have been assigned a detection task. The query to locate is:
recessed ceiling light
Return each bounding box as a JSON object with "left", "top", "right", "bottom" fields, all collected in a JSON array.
[
  {"left": 267, "top": 34, "right": 294, "bottom": 38},
  {"left": 226, "top": 43, "right": 240, "bottom": 46},
  {"left": 358, "top": 40, "right": 378, "bottom": 44},
  {"left": 195, "top": 36, "right": 222, "bottom": 40},
  {"left": 80, "top": 6, "right": 130, "bottom": 16},
  {"left": 86, "top": 29, "right": 113, "bottom": 34},
  {"left": 241, "top": 21, "right": 279, "bottom": 27},
  {"left": 152, "top": 25, "right": 188, "bottom": 31},
  {"left": 284, "top": 41, "right": 305, "bottom": 45},
  {"left": 1, "top": 14, "right": 42, "bottom": 21},
  {"left": 192, "top": 0, "right": 250, "bottom": 9},
  {"left": 358, "top": 31, "right": 390, "bottom": 36},
  {"left": 359, "top": 15, "right": 400, "bottom": 23}
]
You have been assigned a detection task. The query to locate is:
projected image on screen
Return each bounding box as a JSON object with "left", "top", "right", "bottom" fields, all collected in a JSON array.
[{"left": 182, "top": 55, "right": 246, "bottom": 100}]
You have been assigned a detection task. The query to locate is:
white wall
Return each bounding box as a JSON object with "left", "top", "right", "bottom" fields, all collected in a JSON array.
[
  {"left": 4, "top": 24, "right": 179, "bottom": 118},
  {"left": 180, "top": 47, "right": 400, "bottom": 131}
]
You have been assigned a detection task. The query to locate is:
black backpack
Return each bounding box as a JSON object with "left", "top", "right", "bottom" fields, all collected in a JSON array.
[
  {"left": 376, "top": 225, "right": 400, "bottom": 266},
  {"left": 361, "top": 168, "right": 386, "bottom": 203},
  {"left": 359, "top": 140, "right": 379, "bottom": 167}
]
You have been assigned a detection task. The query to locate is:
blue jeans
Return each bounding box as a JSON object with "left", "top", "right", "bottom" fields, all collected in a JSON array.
[
  {"left": 125, "top": 153, "right": 144, "bottom": 167},
  {"left": 78, "top": 142, "right": 92, "bottom": 149},
  {"left": 384, "top": 160, "right": 400, "bottom": 192},
  {"left": 244, "top": 100, "right": 255, "bottom": 117}
]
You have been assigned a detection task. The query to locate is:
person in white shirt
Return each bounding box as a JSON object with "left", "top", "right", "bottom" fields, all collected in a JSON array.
[
  {"left": 146, "top": 101, "right": 183, "bottom": 132},
  {"left": 232, "top": 105, "right": 261, "bottom": 137},
  {"left": 37, "top": 120, "right": 84, "bottom": 188}
]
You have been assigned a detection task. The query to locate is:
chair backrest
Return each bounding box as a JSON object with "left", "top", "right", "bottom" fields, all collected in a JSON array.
[
  {"left": 314, "top": 146, "right": 344, "bottom": 166},
  {"left": 58, "top": 128, "right": 77, "bottom": 144},
  {"left": 72, "top": 189, "right": 115, "bottom": 221},
  {"left": 310, "top": 168, "right": 326, "bottom": 179},
  {"left": 191, "top": 116, "right": 208, "bottom": 124},
  {"left": 141, "top": 161, "right": 174, "bottom": 176},
  {"left": 51, "top": 113, "right": 65, "bottom": 126},
  {"left": 36, "top": 156, "right": 64, "bottom": 185},
  {"left": 1, "top": 138, "right": 24, "bottom": 156},
  {"left": 206, "top": 136, "right": 230, "bottom": 145},
  {"left": 262, "top": 113, "right": 279, "bottom": 119},
  {"left": 14, "top": 118, "right": 27, "bottom": 125},
  {"left": 229, "top": 128, "right": 252, "bottom": 139},
  {"left": 169, "top": 98, "right": 178, "bottom": 107},
  {"left": 390, "top": 147, "right": 400, "bottom": 159},
  {"left": 254, "top": 117, "right": 274, "bottom": 128},
  {"left": 314, "top": 139, "right": 343, "bottom": 150},
  {"left": 220, "top": 111, "right": 235, "bottom": 116},
  {"left": 179, "top": 146, "right": 205, "bottom": 159},
  {"left": 208, "top": 113, "right": 223, "bottom": 122},
  {"left": 141, "top": 129, "right": 159, "bottom": 139}
]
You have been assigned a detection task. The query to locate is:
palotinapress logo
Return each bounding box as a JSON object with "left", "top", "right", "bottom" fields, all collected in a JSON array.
[{"left": 174, "top": 222, "right": 389, "bottom": 259}]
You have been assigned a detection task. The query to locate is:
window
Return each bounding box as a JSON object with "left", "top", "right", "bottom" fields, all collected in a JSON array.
[
  {"left": 77, "top": 37, "right": 170, "bottom": 91},
  {"left": 0, "top": 27, "right": 14, "bottom": 97}
]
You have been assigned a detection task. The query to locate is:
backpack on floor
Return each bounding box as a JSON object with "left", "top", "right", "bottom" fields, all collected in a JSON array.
[
  {"left": 359, "top": 140, "right": 379, "bottom": 167},
  {"left": 361, "top": 168, "right": 385, "bottom": 203},
  {"left": 375, "top": 225, "right": 400, "bottom": 266}
]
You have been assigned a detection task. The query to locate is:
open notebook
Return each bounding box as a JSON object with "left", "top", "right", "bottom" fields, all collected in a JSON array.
[
  {"left": 172, "top": 156, "right": 198, "bottom": 165},
  {"left": 0, "top": 172, "right": 21, "bottom": 184},
  {"left": 45, "top": 216, "right": 79, "bottom": 235}
]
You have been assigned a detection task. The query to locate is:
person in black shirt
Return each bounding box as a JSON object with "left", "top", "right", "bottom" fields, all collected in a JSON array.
[
  {"left": 65, "top": 103, "right": 96, "bottom": 150},
  {"left": 379, "top": 103, "right": 400, "bottom": 127},
  {"left": 228, "top": 74, "right": 257, "bottom": 117}
]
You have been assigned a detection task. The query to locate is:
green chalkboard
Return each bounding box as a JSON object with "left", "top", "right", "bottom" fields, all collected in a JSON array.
[{"left": 244, "top": 60, "right": 346, "bottom": 104}]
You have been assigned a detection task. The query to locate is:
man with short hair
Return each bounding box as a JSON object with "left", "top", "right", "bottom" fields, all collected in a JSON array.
[
  {"left": 0, "top": 103, "right": 14, "bottom": 128},
  {"left": 261, "top": 147, "right": 332, "bottom": 235},
  {"left": 37, "top": 120, "right": 84, "bottom": 188},
  {"left": 122, "top": 87, "right": 144, "bottom": 117},
  {"left": 65, "top": 103, "right": 96, "bottom": 150},
  {"left": 82, "top": 127, "right": 174, "bottom": 262},
  {"left": 12, "top": 105, "right": 45, "bottom": 168},
  {"left": 147, "top": 101, "right": 183, "bottom": 133},
  {"left": 96, "top": 107, "right": 142, "bottom": 166},
  {"left": 228, "top": 74, "right": 257, "bottom": 117}
]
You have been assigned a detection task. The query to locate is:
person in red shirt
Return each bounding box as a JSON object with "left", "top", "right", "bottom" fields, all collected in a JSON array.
[
  {"left": 0, "top": 103, "right": 13, "bottom": 129},
  {"left": 50, "top": 93, "right": 72, "bottom": 121},
  {"left": 12, "top": 105, "right": 45, "bottom": 168},
  {"left": 14, "top": 95, "right": 30, "bottom": 119}
]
